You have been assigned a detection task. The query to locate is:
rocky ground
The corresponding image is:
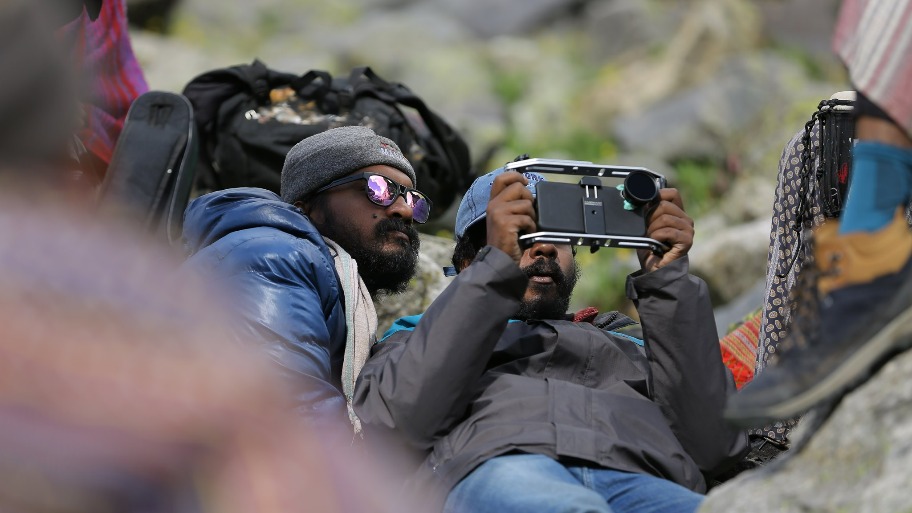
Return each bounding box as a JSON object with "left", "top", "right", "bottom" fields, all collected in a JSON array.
[{"left": 702, "top": 347, "right": 912, "bottom": 513}]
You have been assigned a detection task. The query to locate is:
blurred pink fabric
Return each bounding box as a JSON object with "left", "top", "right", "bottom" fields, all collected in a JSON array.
[
  {"left": 833, "top": 0, "right": 912, "bottom": 137},
  {"left": 58, "top": 0, "right": 149, "bottom": 173}
]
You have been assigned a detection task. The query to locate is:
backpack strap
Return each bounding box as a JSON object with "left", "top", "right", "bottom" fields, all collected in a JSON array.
[
  {"left": 290, "top": 69, "right": 333, "bottom": 101},
  {"left": 593, "top": 311, "right": 644, "bottom": 346},
  {"left": 239, "top": 60, "right": 272, "bottom": 104},
  {"left": 347, "top": 66, "right": 472, "bottom": 189}
]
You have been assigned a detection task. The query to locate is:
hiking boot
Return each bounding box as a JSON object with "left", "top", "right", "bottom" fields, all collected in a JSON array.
[{"left": 724, "top": 208, "right": 912, "bottom": 427}]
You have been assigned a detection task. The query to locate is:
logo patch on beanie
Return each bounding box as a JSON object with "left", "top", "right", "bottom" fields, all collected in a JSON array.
[{"left": 379, "top": 142, "right": 400, "bottom": 158}]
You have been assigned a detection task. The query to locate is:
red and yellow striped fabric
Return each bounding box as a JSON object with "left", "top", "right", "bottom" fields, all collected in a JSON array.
[{"left": 719, "top": 310, "right": 762, "bottom": 389}]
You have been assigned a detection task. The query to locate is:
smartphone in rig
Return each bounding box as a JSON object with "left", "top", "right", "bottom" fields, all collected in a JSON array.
[{"left": 504, "top": 158, "right": 668, "bottom": 254}]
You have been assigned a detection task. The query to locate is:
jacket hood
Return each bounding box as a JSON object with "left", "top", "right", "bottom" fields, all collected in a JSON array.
[{"left": 182, "top": 187, "right": 322, "bottom": 256}]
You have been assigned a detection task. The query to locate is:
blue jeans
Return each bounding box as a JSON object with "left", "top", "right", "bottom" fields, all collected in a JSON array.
[{"left": 443, "top": 454, "right": 704, "bottom": 513}]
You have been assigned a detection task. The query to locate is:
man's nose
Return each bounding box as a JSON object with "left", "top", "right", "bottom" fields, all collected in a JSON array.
[
  {"left": 529, "top": 241, "right": 558, "bottom": 259},
  {"left": 384, "top": 194, "right": 414, "bottom": 223}
]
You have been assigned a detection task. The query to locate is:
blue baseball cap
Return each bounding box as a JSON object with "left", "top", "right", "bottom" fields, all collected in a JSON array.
[{"left": 454, "top": 166, "right": 546, "bottom": 238}]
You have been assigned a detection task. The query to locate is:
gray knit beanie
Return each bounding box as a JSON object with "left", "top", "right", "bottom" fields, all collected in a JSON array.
[{"left": 280, "top": 126, "right": 417, "bottom": 203}]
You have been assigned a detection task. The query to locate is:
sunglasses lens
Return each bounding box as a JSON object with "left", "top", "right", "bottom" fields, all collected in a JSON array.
[
  {"left": 407, "top": 191, "right": 431, "bottom": 223},
  {"left": 364, "top": 174, "right": 431, "bottom": 223},
  {"left": 366, "top": 175, "right": 396, "bottom": 206}
]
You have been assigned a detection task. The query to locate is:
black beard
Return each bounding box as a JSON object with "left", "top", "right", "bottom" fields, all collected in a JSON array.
[
  {"left": 514, "top": 257, "right": 579, "bottom": 321},
  {"left": 324, "top": 217, "right": 420, "bottom": 296}
]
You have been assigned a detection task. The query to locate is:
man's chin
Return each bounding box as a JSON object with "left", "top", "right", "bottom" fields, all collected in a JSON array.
[
  {"left": 377, "top": 244, "right": 419, "bottom": 267},
  {"left": 359, "top": 247, "right": 419, "bottom": 295},
  {"left": 523, "top": 284, "right": 559, "bottom": 300},
  {"left": 517, "top": 292, "right": 569, "bottom": 320},
  {"left": 381, "top": 239, "right": 412, "bottom": 254},
  {"left": 366, "top": 268, "right": 416, "bottom": 295}
]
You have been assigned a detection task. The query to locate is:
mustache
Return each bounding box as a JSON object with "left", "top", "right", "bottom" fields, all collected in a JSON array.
[
  {"left": 376, "top": 218, "right": 420, "bottom": 249},
  {"left": 522, "top": 259, "right": 564, "bottom": 282}
]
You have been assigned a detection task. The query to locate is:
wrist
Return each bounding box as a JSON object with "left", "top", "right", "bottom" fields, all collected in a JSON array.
[{"left": 856, "top": 116, "right": 912, "bottom": 148}]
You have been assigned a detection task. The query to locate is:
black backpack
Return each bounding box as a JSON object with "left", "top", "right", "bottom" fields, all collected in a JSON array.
[{"left": 182, "top": 60, "right": 472, "bottom": 220}]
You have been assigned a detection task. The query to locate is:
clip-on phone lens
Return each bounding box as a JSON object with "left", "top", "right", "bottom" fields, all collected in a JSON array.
[{"left": 623, "top": 171, "right": 659, "bottom": 206}]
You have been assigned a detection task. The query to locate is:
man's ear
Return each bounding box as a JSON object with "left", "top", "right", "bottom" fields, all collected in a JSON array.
[
  {"left": 294, "top": 199, "right": 317, "bottom": 218},
  {"left": 296, "top": 198, "right": 327, "bottom": 226}
]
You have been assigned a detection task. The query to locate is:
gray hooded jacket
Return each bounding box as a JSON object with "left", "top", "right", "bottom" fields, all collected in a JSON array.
[{"left": 354, "top": 246, "right": 748, "bottom": 500}]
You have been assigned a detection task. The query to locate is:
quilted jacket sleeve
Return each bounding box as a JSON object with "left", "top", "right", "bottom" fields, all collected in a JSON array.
[{"left": 186, "top": 229, "right": 349, "bottom": 432}]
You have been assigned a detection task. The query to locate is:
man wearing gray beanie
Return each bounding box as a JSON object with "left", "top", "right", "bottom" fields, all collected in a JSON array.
[
  {"left": 181, "top": 125, "right": 431, "bottom": 441},
  {"left": 281, "top": 125, "right": 416, "bottom": 204}
]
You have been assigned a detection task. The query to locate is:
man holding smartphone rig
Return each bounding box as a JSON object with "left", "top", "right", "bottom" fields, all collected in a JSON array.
[{"left": 353, "top": 165, "right": 748, "bottom": 513}]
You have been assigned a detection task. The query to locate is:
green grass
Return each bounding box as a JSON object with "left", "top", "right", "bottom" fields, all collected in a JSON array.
[
  {"left": 770, "top": 43, "right": 829, "bottom": 82},
  {"left": 491, "top": 70, "right": 529, "bottom": 107},
  {"left": 670, "top": 159, "right": 721, "bottom": 217},
  {"left": 498, "top": 129, "right": 620, "bottom": 167},
  {"left": 570, "top": 248, "right": 638, "bottom": 315}
]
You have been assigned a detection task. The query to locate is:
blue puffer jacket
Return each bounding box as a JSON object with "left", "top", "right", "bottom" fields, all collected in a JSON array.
[{"left": 181, "top": 187, "right": 348, "bottom": 430}]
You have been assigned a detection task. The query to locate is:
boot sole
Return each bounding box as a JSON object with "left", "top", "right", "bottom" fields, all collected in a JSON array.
[{"left": 727, "top": 304, "right": 912, "bottom": 426}]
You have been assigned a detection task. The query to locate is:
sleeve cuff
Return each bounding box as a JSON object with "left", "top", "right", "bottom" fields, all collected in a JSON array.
[
  {"left": 469, "top": 245, "right": 528, "bottom": 292},
  {"left": 626, "top": 256, "right": 690, "bottom": 300}
]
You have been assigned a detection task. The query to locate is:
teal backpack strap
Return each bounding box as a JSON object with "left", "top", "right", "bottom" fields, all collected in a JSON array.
[
  {"left": 380, "top": 314, "right": 423, "bottom": 342},
  {"left": 593, "top": 311, "right": 644, "bottom": 346}
]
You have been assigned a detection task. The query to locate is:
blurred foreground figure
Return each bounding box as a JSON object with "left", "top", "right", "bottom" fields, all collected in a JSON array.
[
  {"left": 0, "top": 0, "right": 147, "bottom": 191},
  {"left": 0, "top": 1, "right": 81, "bottom": 182},
  {"left": 726, "top": 0, "right": 912, "bottom": 426},
  {"left": 0, "top": 4, "right": 411, "bottom": 509},
  {"left": 0, "top": 196, "right": 407, "bottom": 513}
]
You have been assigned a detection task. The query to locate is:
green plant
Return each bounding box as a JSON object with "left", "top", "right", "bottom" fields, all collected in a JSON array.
[
  {"left": 491, "top": 70, "right": 529, "bottom": 107},
  {"left": 770, "top": 43, "right": 827, "bottom": 82},
  {"left": 570, "top": 249, "right": 638, "bottom": 314},
  {"left": 670, "top": 159, "right": 721, "bottom": 217},
  {"left": 500, "top": 129, "right": 620, "bottom": 165}
]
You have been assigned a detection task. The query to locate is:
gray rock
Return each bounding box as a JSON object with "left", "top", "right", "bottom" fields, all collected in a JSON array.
[
  {"left": 430, "top": 0, "right": 584, "bottom": 38},
  {"left": 716, "top": 175, "right": 777, "bottom": 224},
  {"left": 351, "top": 0, "right": 422, "bottom": 8},
  {"left": 126, "top": 0, "right": 181, "bottom": 30},
  {"left": 244, "top": 36, "right": 336, "bottom": 81},
  {"left": 612, "top": 154, "right": 677, "bottom": 185},
  {"left": 170, "top": 0, "right": 268, "bottom": 43},
  {"left": 700, "top": 346, "right": 912, "bottom": 513},
  {"left": 129, "top": 30, "right": 248, "bottom": 92},
  {"left": 578, "top": 0, "right": 762, "bottom": 124},
  {"left": 311, "top": 4, "right": 506, "bottom": 156},
  {"left": 508, "top": 56, "right": 583, "bottom": 152},
  {"left": 576, "top": 0, "right": 681, "bottom": 62},
  {"left": 688, "top": 216, "right": 770, "bottom": 305},
  {"left": 375, "top": 233, "right": 454, "bottom": 334},
  {"left": 613, "top": 88, "right": 722, "bottom": 161},
  {"left": 757, "top": 0, "right": 844, "bottom": 67},
  {"left": 612, "top": 53, "right": 803, "bottom": 162},
  {"left": 714, "top": 278, "right": 765, "bottom": 337},
  {"left": 170, "top": 0, "right": 393, "bottom": 41},
  {"left": 732, "top": 82, "right": 850, "bottom": 186}
]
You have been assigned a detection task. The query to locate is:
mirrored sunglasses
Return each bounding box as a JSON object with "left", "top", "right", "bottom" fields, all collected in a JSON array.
[{"left": 314, "top": 172, "right": 433, "bottom": 223}]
